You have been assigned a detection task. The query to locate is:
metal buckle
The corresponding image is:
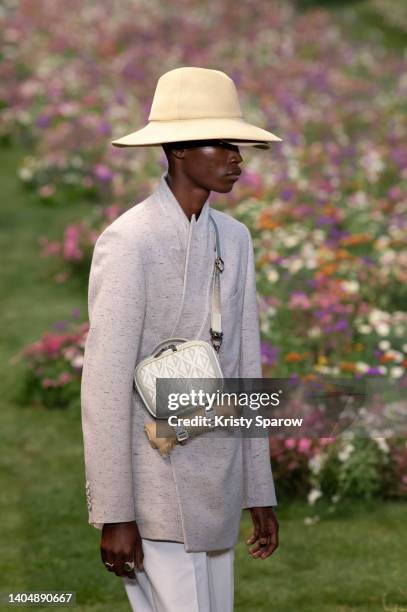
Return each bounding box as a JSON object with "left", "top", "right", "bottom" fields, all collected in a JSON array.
[
  {"left": 215, "top": 256, "right": 224, "bottom": 272},
  {"left": 175, "top": 426, "right": 189, "bottom": 443},
  {"left": 154, "top": 344, "right": 177, "bottom": 358},
  {"left": 210, "top": 328, "right": 223, "bottom": 353}
]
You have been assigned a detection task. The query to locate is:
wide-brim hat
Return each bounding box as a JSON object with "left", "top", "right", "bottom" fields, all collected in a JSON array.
[{"left": 111, "top": 67, "right": 283, "bottom": 150}]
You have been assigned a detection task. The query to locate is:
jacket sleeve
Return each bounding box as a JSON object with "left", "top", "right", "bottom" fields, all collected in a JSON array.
[
  {"left": 80, "top": 225, "right": 146, "bottom": 529},
  {"left": 239, "top": 225, "right": 278, "bottom": 509}
]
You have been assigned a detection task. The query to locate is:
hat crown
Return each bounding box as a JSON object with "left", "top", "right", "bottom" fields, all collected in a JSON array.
[{"left": 148, "top": 67, "right": 243, "bottom": 121}]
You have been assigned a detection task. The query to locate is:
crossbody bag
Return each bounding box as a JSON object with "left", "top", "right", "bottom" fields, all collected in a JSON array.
[{"left": 133, "top": 213, "right": 225, "bottom": 442}]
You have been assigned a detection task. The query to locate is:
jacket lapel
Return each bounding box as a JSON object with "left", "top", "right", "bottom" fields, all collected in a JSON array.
[{"left": 153, "top": 172, "right": 215, "bottom": 340}]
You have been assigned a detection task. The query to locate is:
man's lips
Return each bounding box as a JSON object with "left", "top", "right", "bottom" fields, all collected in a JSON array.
[{"left": 225, "top": 170, "right": 241, "bottom": 180}]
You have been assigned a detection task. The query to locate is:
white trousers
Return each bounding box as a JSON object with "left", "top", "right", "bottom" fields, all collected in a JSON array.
[{"left": 122, "top": 538, "right": 235, "bottom": 612}]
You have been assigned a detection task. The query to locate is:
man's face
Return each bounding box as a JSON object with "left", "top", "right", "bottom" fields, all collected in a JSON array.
[{"left": 169, "top": 139, "right": 244, "bottom": 193}]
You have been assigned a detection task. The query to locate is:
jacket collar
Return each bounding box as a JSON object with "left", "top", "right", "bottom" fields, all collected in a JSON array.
[{"left": 155, "top": 171, "right": 211, "bottom": 251}]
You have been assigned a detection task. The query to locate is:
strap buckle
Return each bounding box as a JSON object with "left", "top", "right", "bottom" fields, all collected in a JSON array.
[
  {"left": 174, "top": 426, "right": 189, "bottom": 443},
  {"left": 215, "top": 256, "right": 224, "bottom": 272},
  {"left": 210, "top": 328, "right": 223, "bottom": 353}
]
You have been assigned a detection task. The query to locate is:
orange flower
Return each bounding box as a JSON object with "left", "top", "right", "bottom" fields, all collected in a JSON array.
[
  {"left": 303, "top": 373, "right": 318, "bottom": 382},
  {"left": 257, "top": 211, "right": 281, "bottom": 230},
  {"left": 318, "top": 263, "right": 338, "bottom": 276},
  {"left": 340, "top": 234, "right": 372, "bottom": 247},
  {"left": 335, "top": 249, "right": 352, "bottom": 261},
  {"left": 340, "top": 361, "right": 357, "bottom": 373},
  {"left": 380, "top": 353, "right": 395, "bottom": 363},
  {"left": 285, "top": 352, "right": 303, "bottom": 362},
  {"left": 257, "top": 253, "right": 270, "bottom": 266}
]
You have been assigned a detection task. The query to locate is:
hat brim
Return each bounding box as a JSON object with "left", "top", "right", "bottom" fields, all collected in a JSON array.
[{"left": 110, "top": 117, "right": 282, "bottom": 150}]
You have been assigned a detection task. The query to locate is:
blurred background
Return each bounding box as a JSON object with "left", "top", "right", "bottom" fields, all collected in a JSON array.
[{"left": 1, "top": 0, "right": 406, "bottom": 610}]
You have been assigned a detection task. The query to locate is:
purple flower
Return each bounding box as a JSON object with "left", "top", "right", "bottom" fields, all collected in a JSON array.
[
  {"left": 367, "top": 367, "right": 381, "bottom": 376},
  {"left": 36, "top": 114, "right": 50, "bottom": 128},
  {"left": 97, "top": 121, "right": 112, "bottom": 137},
  {"left": 94, "top": 164, "right": 113, "bottom": 182},
  {"left": 281, "top": 188, "right": 294, "bottom": 201},
  {"left": 316, "top": 215, "right": 334, "bottom": 226},
  {"left": 261, "top": 342, "right": 279, "bottom": 366},
  {"left": 53, "top": 321, "right": 68, "bottom": 331},
  {"left": 71, "top": 308, "right": 81, "bottom": 319},
  {"left": 334, "top": 320, "right": 348, "bottom": 331}
]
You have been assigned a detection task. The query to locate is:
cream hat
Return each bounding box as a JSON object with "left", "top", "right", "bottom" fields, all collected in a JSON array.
[{"left": 111, "top": 66, "right": 283, "bottom": 150}]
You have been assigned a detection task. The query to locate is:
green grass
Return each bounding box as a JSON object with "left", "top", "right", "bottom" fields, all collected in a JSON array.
[{"left": 1, "top": 140, "right": 406, "bottom": 612}]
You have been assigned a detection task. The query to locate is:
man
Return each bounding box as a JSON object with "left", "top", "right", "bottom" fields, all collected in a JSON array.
[{"left": 81, "top": 67, "right": 283, "bottom": 611}]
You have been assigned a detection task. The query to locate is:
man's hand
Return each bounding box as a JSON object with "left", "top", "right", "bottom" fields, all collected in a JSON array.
[
  {"left": 101, "top": 520, "right": 144, "bottom": 578},
  {"left": 246, "top": 507, "right": 279, "bottom": 559}
]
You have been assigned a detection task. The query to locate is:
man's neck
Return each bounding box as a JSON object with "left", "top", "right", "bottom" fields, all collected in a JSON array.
[{"left": 165, "top": 173, "right": 208, "bottom": 222}]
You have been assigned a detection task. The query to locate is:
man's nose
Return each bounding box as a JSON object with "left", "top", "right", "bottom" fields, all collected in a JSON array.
[{"left": 229, "top": 148, "right": 243, "bottom": 163}]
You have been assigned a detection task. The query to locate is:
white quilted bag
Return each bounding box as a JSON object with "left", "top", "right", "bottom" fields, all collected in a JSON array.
[{"left": 133, "top": 213, "right": 225, "bottom": 434}]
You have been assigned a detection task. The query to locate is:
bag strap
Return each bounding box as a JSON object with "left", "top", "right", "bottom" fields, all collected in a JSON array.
[
  {"left": 150, "top": 214, "right": 224, "bottom": 357},
  {"left": 209, "top": 213, "right": 224, "bottom": 353}
]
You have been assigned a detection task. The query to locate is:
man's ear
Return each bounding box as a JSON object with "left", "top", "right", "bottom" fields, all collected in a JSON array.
[{"left": 170, "top": 147, "right": 186, "bottom": 160}]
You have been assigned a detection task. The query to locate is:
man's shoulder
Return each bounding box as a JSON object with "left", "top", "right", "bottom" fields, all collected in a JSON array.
[
  {"left": 210, "top": 208, "right": 251, "bottom": 243},
  {"left": 95, "top": 195, "right": 154, "bottom": 251}
]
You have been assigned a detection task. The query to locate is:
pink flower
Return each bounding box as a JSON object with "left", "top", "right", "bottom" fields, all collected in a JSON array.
[
  {"left": 285, "top": 438, "right": 296, "bottom": 449},
  {"left": 41, "top": 333, "right": 67, "bottom": 355},
  {"left": 58, "top": 372, "right": 72, "bottom": 384},
  {"left": 42, "top": 378, "right": 56, "bottom": 388},
  {"left": 63, "top": 224, "right": 83, "bottom": 261},
  {"left": 289, "top": 292, "right": 311, "bottom": 310},
  {"left": 320, "top": 437, "right": 335, "bottom": 446},
  {"left": 104, "top": 204, "right": 122, "bottom": 222},
  {"left": 38, "top": 184, "right": 56, "bottom": 198},
  {"left": 298, "top": 438, "right": 312, "bottom": 454}
]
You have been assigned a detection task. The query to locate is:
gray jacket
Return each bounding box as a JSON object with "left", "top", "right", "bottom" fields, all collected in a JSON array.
[{"left": 80, "top": 171, "right": 277, "bottom": 552}]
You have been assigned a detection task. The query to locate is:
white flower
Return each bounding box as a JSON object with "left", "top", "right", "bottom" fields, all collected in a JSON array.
[
  {"left": 342, "top": 280, "right": 359, "bottom": 294},
  {"left": 369, "top": 309, "right": 389, "bottom": 325},
  {"left": 304, "top": 515, "right": 320, "bottom": 525},
  {"left": 358, "top": 324, "right": 372, "bottom": 334},
  {"left": 283, "top": 235, "right": 299, "bottom": 248},
  {"left": 312, "top": 230, "right": 325, "bottom": 244},
  {"left": 18, "top": 167, "right": 34, "bottom": 181},
  {"left": 338, "top": 443, "right": 354, "bottom": 462},
  {"left": 308, "top": 326, "right": 321, "bottom": 339},
  {"left": 307, "top": 488, "right": 323, "bottom": 505},
  {"left": 288, "top": 258, "right": 303, "bottom": 274},
  {"left": 390, "top": 366, "right": 404, "bottom": 379},
  {"left": 308, "top": 453, "right": 324, "bottom": 475},
  {"left": 374, "top": 437, "right": 389, "bottom": 454},
  {"left": 378, "top": 340, "right": 391, "bottom": 351},
  {"left": 267, "top": 269, "right": 279, "bottom": 283},
  {"left": 356, "top": 362, "right": 369, "bottom": 373},
  {"left": 402, "top": 343, "right": 407, "bottom": 353},
  {"left": 71, "top": 355, "right": 84, "bottom": 368},
  {"left": 378, "top": 365, "right": 387, "bottom": 375},
  {"left": 350, "top": 190, "right": 368, "bottom": 208},
  {"left": 376, "top": 322, "right": 390, "bottom": 337}
]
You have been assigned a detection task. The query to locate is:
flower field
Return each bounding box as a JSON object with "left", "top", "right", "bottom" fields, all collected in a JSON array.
[{"left": 2, "top": 0, "right": 406, "bottom": 512}]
